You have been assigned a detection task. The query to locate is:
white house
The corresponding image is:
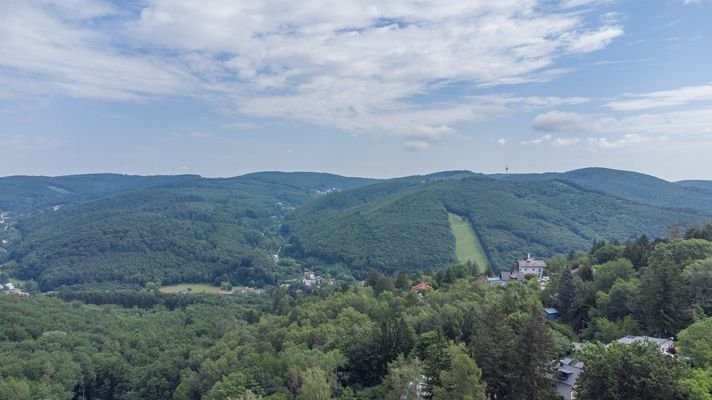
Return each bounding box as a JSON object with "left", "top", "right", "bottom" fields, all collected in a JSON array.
[
  {"left": 516, "top": 254, "right": 546, "bottom": 278},
  {"left": 616, "top": 335, "right": 675, "bottom": 355}
]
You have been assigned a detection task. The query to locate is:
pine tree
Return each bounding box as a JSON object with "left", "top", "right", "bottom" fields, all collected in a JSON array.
[
  {"left": 433, "top": 344, "right": 486, "bottom": 400},
  {"left": 510, "top": 305, "right": 557, "bottom": 400},
  {"left": 423, "top": 330, "right": 451, "bottom": 400},
  {"left": 637, "top": 257, "right": 692, "bottom": 336},
  {"left": 471, "top": 303, "right": 516, "bottom": 399},
  {"left": 556, "top": 270, "right": 576, "bottom": 322},
  {"left": 394, "top": 270, "right": 410, "bottom": 290}
]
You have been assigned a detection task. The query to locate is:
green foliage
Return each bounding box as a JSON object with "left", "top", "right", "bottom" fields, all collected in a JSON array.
[
  {"left": 592, "top": 258, "right": 636, "bottom": 293},
  {"left": 383, "top": 355, "right": 423, "bottom": 400},
  {"left": 433, "top": 344, "right": 486, "bottom": 400},
  {"left": 298, "top": 368, "right": 331, "bottom": 400},
  {"left": 678, "top": 318, "right": 712, "bottom": 369},
  {"left": 0, "top": 174, "right": 200, "bottom": 214},
  {"left": 638, "top": 251, "right": 694, "bottom": 336},
  {"left": 680, "top": 368, "right": 712, "bottom": 400},
  {"left": 288, "top": 173, "right": 705, "bottom": 274},
  {"left": 7, "top": 173, "right": 374, "bottom": 290},
  {"left": 575, "top": 342, "right": 686, "bottom": 400},
  {"left": 683, "top": 258, "right": 712, "bottom": 316}
]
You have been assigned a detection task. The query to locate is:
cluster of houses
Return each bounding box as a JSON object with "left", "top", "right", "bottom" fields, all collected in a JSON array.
[
  {"left": 472, "top": 254, "right": 679, "bottom": 400},
  {"left": 480, "top": 254, "right": 550, "bottom": 289},
  {"left": 0, "top": 282, "right": 30, "bottom": 297},
  {"left": 217, "top": 286, "right": 266, "bottom": 296},
  {"left": 301, "top": 270, "right": 335, "bottom": 287}
]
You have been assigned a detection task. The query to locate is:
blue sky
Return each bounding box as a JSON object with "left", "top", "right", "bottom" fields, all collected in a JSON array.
[{"left": 1, "top": 0, "right": 711, "bottom": 180}]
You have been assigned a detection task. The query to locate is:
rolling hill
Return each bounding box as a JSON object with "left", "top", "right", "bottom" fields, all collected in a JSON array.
[
  {"left": 4, "top": 172, "right": 377, "bottom": 290},
  {"left": 0, "top": 173, "right": 201, "bottom": 215},
  {"left": 492, "top": 167, "right": 712, "bottom": 214},
  {"left": 2, "top": 168, "right": 712, "bottom": 289},
  {"left": 286, "top": 172, "right": 709, "bottom": 274}
]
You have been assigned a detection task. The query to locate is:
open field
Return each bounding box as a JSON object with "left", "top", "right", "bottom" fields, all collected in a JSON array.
[
  {"left": 448, "top": 212, "right": 490, "bottom": 270},
  {"left": 159, "top": 283, "right": 220, "bottom": 294}
]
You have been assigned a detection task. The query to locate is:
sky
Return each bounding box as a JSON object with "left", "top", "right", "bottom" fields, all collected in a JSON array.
[{"left": 1, "top": 0, "right": 711, "bottom": 181}]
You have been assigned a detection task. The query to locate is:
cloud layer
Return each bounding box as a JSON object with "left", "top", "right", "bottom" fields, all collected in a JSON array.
[{"left": 0, "top": 0, "right": 623, "bottom": 145}]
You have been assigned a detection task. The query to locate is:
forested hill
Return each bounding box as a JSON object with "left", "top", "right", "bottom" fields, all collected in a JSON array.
[
  {"left": 2, "top": 169, "right": 712, "bottom": 289},
  {"left": 491, "top": 167, "right": 712, "bottom": 214},
  {"left": 0, "top": 174, "right": 201, "bottom": 214},
  {"left": 285, "top": 173, "right": 708, "bottom": 274},
  {"left": 3, "top": 172, "right": 377, "bottom": 290},
  {"left": 676, "top": 179, "right": 712, "bottom": 196}
]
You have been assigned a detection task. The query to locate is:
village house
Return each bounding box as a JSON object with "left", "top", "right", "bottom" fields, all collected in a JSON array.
[
  {"left": 555, "top": 357, "right": 584, "bottom": 400},
  {"left": 410, "top": 282, "right": 433, "bottom": 292},
  {"left": 302, "top": 270, "right": 320, "bottom": 286},
  {"left": 1, "top": 282, "right": 30, "bottom": 297},
  {"left": 615, "top": 335, "right": 675, "bottom": 355},
  {"left": 516, "top": 254, "right": 546, "bottom": 278},
  {"left": 481, "top": 271, "right": 526, "bottom": 287}
]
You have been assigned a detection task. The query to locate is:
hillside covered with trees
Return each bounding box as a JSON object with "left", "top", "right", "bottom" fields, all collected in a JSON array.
[
  {"left": 2, "top": 173, "right": 375, "bottom": 290},
  {"left": 3, "top": 229, "right": 712, "bottom": 399},
  {"left": 2, "top": 168, "right": 712, "bottom": 290},
  {"left": 286, "top": 171, "right": 708, "bottom": 274}
]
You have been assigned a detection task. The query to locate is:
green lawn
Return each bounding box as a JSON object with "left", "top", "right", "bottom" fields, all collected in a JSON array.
[
  {"left": 159, "top": 283, "right": 220, "bottom": 294},
  {"left": 448, "top": 212, "right": 490, "bottom": 270}
]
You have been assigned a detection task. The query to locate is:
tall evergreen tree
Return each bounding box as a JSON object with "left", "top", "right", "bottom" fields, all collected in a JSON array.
[
  {"left": 575, "top": 342, "right": 685, "bottom": 400},
  {"left": 556, "top": 270, "right": 577, "bottom": 322},
  {"left": 637, "top": 257, "right": 692, "bottom": 336},
  {"left": 394, "top": 270, "right": 410, "bottom": 290},
  {"left": 471, "top": 303, "right": 516, "bottom": 399},
  {"left": 509, "top": 305, "right": 557, "bottom": 400},
  {"left": 423, "top": 330, "right": 451, "bottom": 400},
  {"left": 433, "top": 344, "right": 486, "bottom": 400}
]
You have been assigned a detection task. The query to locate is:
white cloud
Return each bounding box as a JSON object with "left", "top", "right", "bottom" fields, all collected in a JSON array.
[
  {"left": 530, "top": 106, "right": 712, "bottom": 149},
  {"left": 560, "top": 0, "right": 614, "bottom": 8},
  {"left": 0, "top": 0, "right": 195, "bottom": 101},
  {"left": 497, "top": 138, "right": 508, "bottom": 145},
  {"left": 521, "top": 134, "right": 553, "bottom": 145},
  {"left": 403, "top": 140, "right": 431, "bottom": 151},
  {"left": 0, "top": 0, "right": 622, "bottom": 146},
  {"left": 552, "top": 137, "right": 582, "bottom": 147},
  {"left": 520, "top": 134, "right": 581, "bottom": 147},
  {"left": 605, "top": 84, "right": 712, "bottom": 111},
  {"left": 587, "top": 133, "right": 649, "bottom": 149},
  {"left": 565, "top": 25, "right": 624, "bottom": 53},
  {"left": 531, "top": 111, "right": 588, "bottom": 132}
]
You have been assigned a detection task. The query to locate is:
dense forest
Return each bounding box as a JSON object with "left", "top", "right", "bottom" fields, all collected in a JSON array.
[
  {"left": 2, "top": 169, "right": 712, "bottom": 290},
  {"left": 1, "top": 173, "right": 375, "bottom": 290},
  {"left": 287, "top": 173, "right": 706, "bottom": 273},
  {"left": 3, "top": 227, "right": 712, "bottom": 399}
]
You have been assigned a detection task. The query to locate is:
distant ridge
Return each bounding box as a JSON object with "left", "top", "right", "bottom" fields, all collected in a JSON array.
[
  {"left": 490, "top": 167, "right": 712, "bottom": 214},
  {"left": 2, "top": 168, "right": 712, "bottom": 289}
]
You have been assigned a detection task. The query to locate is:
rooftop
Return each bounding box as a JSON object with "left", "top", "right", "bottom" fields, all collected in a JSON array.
[
  {"left": 617, "top": 335, "right": 672, "bottom": 346},
  {"left": 517, "top": 258, "right": 547, "bottom": 268}
]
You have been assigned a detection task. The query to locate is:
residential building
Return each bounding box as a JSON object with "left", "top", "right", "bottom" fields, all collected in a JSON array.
[
  {"left": 516, "top": 254, "right": 546, "bottom": 278},
  {"left": 555, "top": 357, "right": 583, "bottom": 400},
  {"left": 410, "top": 282, "right": 433, "bottom": 292},
  {"left": 616, "top": 335, "right": 675, "bottom": 355},
  {"left": 481, "top": 271, "right": 526, "bottom": 286}
]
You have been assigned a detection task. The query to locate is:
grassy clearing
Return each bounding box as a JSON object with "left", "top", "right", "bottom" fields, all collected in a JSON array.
[
  {"left": 448, "top": 212, "right": 489, "bottom": 270},
  {"left": 159, "top": 283, "right": 219, "bottom": 294}
]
